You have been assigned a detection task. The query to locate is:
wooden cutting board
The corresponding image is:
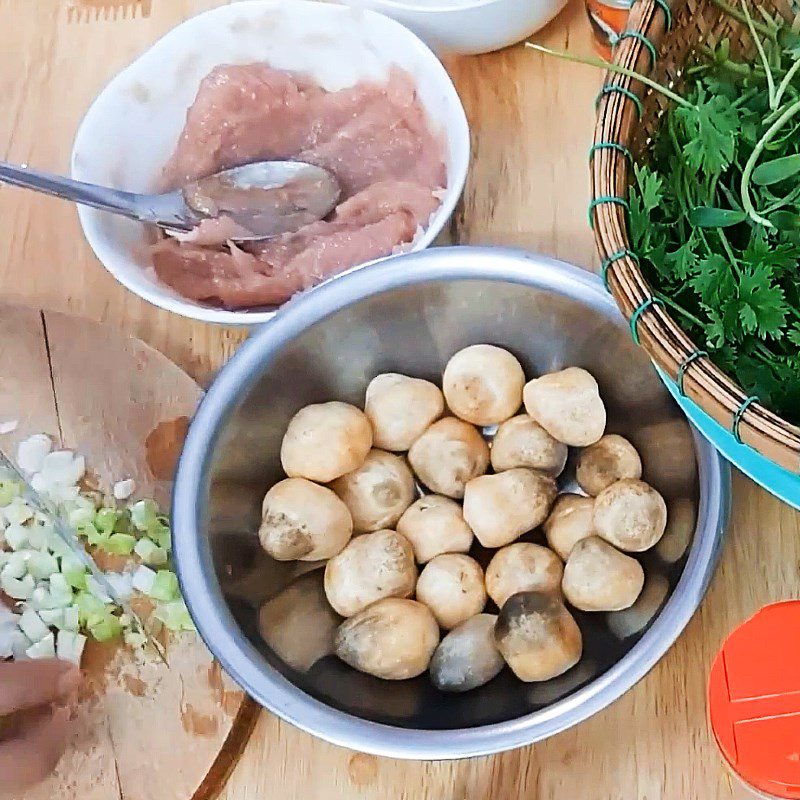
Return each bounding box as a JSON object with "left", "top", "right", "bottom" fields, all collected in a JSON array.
[{"left": 0, "top": 303, "right": 259, "bottom": 800}]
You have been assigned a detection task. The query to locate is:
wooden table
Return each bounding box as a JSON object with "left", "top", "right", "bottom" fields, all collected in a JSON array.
[{"left": 2, "top": 1, "right": 799, "bottom": 797}]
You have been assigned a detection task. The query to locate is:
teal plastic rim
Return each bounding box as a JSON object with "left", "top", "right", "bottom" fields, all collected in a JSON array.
[{"left": 629, "top": 296, "right": 665, "bottom": 345}]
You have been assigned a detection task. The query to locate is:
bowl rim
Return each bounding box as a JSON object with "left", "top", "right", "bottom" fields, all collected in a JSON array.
[
  {"left": 71, "top": 0, "right": 470, "bottom": 327},
  {"left": 172, "top": 246, "right": 730, "bottom": 759}
]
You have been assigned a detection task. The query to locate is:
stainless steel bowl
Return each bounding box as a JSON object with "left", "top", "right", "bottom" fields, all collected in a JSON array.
[{"left": 172, "top": 247, "right": 730, "bottom": 759}]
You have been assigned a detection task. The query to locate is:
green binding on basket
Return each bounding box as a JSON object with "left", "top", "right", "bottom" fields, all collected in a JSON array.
[
  {"left": 595, "top": 84, "right": 644, "bottom": 119},
  {"left": 599, "top": 248, "right": 639, "bottom": 289},
  {"left": 629, "top": 296, "right": 664, "bottom": 345},
  {"left": 589, "top": 142, "right": 633, "bottom": 164},
  {"left": 614, "top": 30, "right": 658, "bottom": 69},
  {"left": 651, "top": 0, "right": 672, "bottom": 30},
  {"left": 732, "top": 395, "right": 759, "bottom": 444},
  {"left": 676, "top": 350, "right": 708, "bottom": 397},
  {"left": 588, "top": 196, "right": 630, "bottom": 229}
]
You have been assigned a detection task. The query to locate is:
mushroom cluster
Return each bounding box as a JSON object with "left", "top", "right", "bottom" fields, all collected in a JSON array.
[{"left": 257, "top": 345, "right": 668, "bottom": 691}]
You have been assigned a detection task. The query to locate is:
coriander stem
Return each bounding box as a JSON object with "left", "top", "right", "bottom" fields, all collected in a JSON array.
[
  {"left": 717, "top": 229, "right": 743, "bottom": 279},
  {"left": 740, "top": 97, "right": 800, "bottom": 228},
  {"left": 655, "top": 292, "right": 706, "bottom": 328},
  {"left": 709, "top": 0, "right": 776, "bottom": 39},
  {"left": 524, "top": 43, "right": 694, "bottom": 108},
  {"left": 769, "top": 58, "right": 800, "bottom": 119},
  {"left": 741, "top": 0, "right": 776, "bottom": 108}
]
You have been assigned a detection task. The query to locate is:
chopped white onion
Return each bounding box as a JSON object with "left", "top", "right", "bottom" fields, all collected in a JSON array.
[
  {"left": 48, "top": 574, "right": 74, "bottom": 607},
  {"left": 86, "top": 575, "right": 112, "bottom": 604},
  {"left": 56, "top": 630, "right": 86, "bottom": 665},
  {"left": 10, "top": 630, "right": 31, "bottom": 660},
  {"left": 19, "top": 608, "right": 50, "bottom": 642},
  {"left": 39, "top": 451, "right": 85, "bottom": 487},
  {"left": 0, "top": 620, "right": 21, "bottom": 658},
  {"left": 113, "top": 479, "right": 136, "bottom": 500},
  {"left": 1, "top": 498, "right": 33, "bottom": 526},
  {"left": 131, "top": 565, "right": 156, "bottom": 595},
  {"left": 104, "top": 572, "right": 133, "bottom": 602},
  {"left": 25, "top": 631, "right": 55, "bottom": 659},
  {"left": 27, "top": 551, "right": 59, "bottom": 579},
  {"left": 38, "top": 608, "right": 63, "bottom": 628},
  {"left": 16, "top": 434, "right": 52, "bottom": 473},
  {"left": 4, "top": 524, "right": 28, "bottom": 551}
]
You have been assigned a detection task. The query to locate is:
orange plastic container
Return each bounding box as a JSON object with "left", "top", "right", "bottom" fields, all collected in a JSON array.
[
  {"left": 584, "top": 0, "right": 631, "bottom": 58},
  {"left": 709, "top": 602, "right": 800, "bottom": 799}
]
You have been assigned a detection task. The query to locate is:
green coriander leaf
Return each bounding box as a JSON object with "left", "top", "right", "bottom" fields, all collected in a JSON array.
[
  {"left": 690, "top": 254, "right": 737, "bottom": 306},
  {"left": 664, "top": 235, "right": 698, "bottom": 280},
  {"left": 676, "top": 89, "right": 739, "bottom": 176},
  {"left": 737, "top": 264, "right": 788, "bottom": 339},
  {"left": 788, "top": 322, "right": 800, "bottom": 347},
  {"left": 634, "top": 164, "right": 663, "bottom": 213}
]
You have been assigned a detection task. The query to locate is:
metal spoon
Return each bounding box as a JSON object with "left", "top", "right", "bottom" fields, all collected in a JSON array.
[{"left": 0, "top": 160, "right": 341, "bottom": 242}]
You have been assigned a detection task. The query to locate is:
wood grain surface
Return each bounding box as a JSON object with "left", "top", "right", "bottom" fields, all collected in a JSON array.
[
  {"left": 0, "top": 304, "right": 257, "bottom": 800},
  {"left": 1, "top": 1, "right": 798, "bottom": 798}
]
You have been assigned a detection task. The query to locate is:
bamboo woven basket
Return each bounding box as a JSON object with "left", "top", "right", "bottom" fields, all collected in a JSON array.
[{"left": 591, "top": 0, "right": 800, "bottom": 473}]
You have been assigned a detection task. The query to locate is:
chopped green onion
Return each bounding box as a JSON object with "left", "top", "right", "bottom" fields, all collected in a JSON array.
[
  {"left": 88, "top": 612, "right": 122, "bottom": 643},
  {"left": 103, "top": 533, "right": 136, "bottom": 556},
  {"left": 94, "top": 508, "right": 118, "bottom": 536},
  {"left": 154, "top": 599, "right": 195, "bottom": 632},
  {"left": 149, "top": 570, "right": 179, "bottom": 602},
  {"left": 130, "top": 500, "right": 158, "bottom": 532},
  {"left": 134, "top": 537, "right": 168, "bottom": 566}
]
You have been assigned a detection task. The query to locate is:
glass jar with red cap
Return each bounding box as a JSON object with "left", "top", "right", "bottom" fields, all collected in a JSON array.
[{"left": 709, "top": 601, "right": 800, "bottom": 799}]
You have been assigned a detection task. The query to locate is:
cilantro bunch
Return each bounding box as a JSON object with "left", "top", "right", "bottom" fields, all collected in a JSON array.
[{"left": 531, "top": 2, "right": 800, "bottom": 423}]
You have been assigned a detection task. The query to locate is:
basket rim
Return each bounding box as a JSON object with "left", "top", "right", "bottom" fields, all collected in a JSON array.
[{"left": 591, "top": 0, "right": 800, "bottom": 474}]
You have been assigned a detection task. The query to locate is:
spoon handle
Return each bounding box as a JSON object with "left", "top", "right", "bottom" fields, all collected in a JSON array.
[{"left": 0, "top": 162, "right": 192, "bottom": 229}]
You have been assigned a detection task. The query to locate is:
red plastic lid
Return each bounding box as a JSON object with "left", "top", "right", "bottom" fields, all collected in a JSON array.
[{"left": 709, "top": 601, "right": 800, "bottom": 799}]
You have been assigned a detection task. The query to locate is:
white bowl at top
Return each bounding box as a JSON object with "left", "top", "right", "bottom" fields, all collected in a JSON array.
[
  {"left": 71, "top": 0, "right": 469, "bottom": 326},
  {"left": 342, "top": 0, "right": 569, "bottom": 55}
]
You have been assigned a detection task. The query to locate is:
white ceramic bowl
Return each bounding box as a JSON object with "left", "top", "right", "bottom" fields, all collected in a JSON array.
[
  {"left": 342, "top": 0, "right": 569, "bottom": 55},
  {"left": 71, "top": 0, "right": 469, "bottom": 326}
]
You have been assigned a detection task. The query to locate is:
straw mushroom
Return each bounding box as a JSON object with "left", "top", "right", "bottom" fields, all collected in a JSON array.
[
  {"left": 485, "top": 542, "right": 563, "bottom": 608},
  {"left": 523, "top": 367, "right": 606, "bottom": 446},
  {"left": 416, "top": 553, "right": 487, "bottom": 630},
  {"left": 494, "top": 591, "right": 582, "bottom": 682},
  {"left": 408, "top": 417, "right": 489, "bottom": 499},
  {"left": 324, "top": 529, "right": 417, "bottom": 617},
  {"left": 593, "top": 478, "right": 667, "bottom": 552},
  {"left": 335, "top": 598, "right": 439, "bottom": 680},
  {"left": 281, "top": 401, "right": 372, "bottom": 483},
  {"left": 543, "top": 494, "right": 595, "bottom": 561},
  {"left": 442, "top": 344, "right": 525, "bottom": 426},
  {"left": 259, "top": 478, "right": 353, "bottom": 561},
  {"left": 330, "top": 449, "right": 415, "bottom": 533},
  {"left": 562, "top": 536, "right": 644, "bottom": 612},
  {"left": 429, "top": 614, "right": 505, "bottom": 692},
  {"left": 576, "top": 434, "right": 642, "bottom": 496},
  {"left": 396, "top": 494, "right": 474, "bottom": 563},
  {"left": 364, "top": 373, "right": 445, "bottom": 451},
  {"left": 462, "top": 468, "right": 557, "bottom": 548},
  {"left": 490, "top": 414, "right": 568, "bottom": 476}
]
